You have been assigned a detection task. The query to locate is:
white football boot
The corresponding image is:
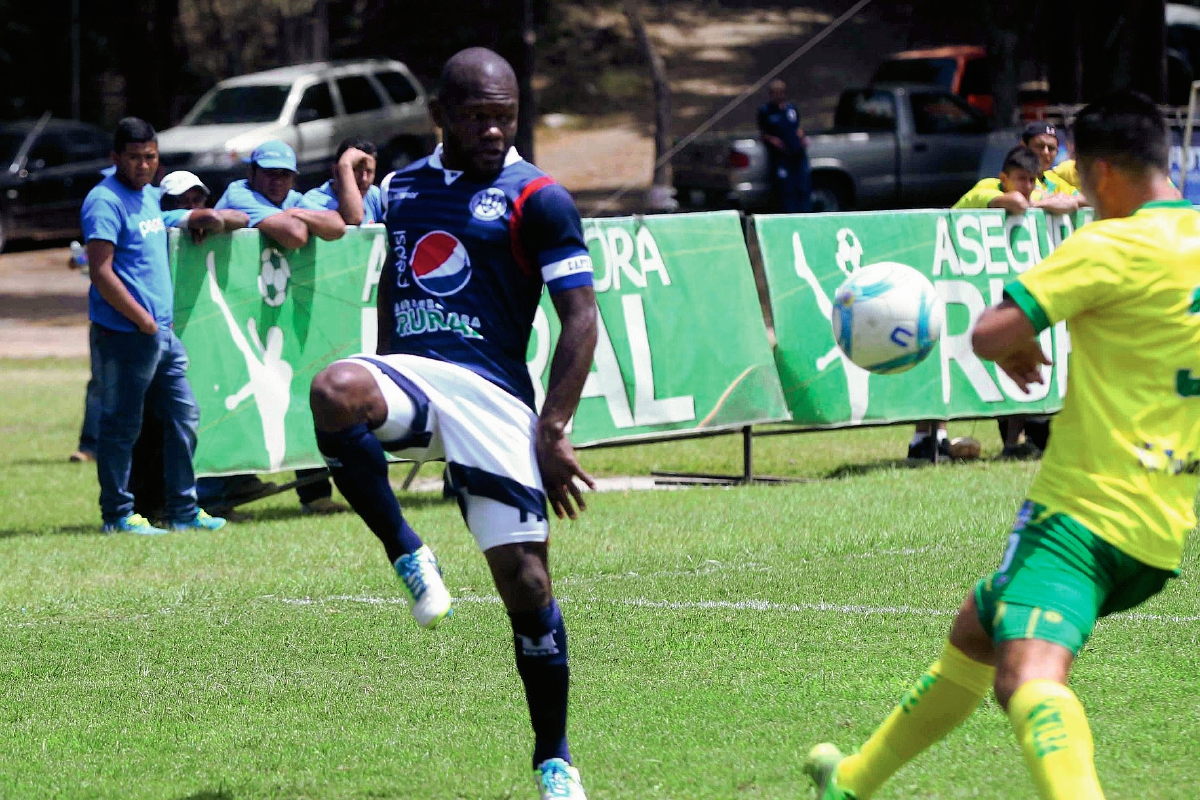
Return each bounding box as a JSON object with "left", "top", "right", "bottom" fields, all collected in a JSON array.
[
  {"left": 534, "top": 758, "right": 586, "bottom": 800},
  {"left": 393, "top": 544, "right": 453, "bottom": 629}
]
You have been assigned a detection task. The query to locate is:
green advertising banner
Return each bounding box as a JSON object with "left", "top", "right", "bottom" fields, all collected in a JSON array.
[
  {"left": 528, "top": 211, "right": 789, "bottom": 446},
  {"left": 171, "top": 226, "right": 387, "bottom": 475},
  {"left": 173, "top": 210, "right": 788, "bottom": 474},
  {"left": 755, "top": 208, "right": 1092, "bottom": 427}
]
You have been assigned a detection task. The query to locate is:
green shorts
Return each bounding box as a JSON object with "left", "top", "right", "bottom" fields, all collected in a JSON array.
[{"left": 975, "top": 500, "right": 1176, "bottom": 654}]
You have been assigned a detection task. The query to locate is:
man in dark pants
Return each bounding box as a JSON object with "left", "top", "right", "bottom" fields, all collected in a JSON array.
[
  {"left": 309, "top": 48, "right": 597, "bottom": 799},
  {"left": 758, "top": 79, "right": 812, "bottom": 213},
  {"left": 82, "top": 118, "right": 225, "bottom": 534}
]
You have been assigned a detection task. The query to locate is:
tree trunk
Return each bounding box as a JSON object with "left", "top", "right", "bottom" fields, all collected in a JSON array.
[
  {"left": 623, "top": 0, "right": 673, "bottom": 202},
  {"left": 983, "top": 0, "right": 1024, "bottom": 127}
]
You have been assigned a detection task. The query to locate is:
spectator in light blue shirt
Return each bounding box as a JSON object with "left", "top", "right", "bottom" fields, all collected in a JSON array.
[
  {"left": 215, "top": 139, "right": 345, "bottom": 248},
  {"left": 210, "top": 141, "right": 347, "bottom": 515},
  {"left": 81, "top": 117, "right": 226, "bottom": 535},
  {"left": 300, "top": 138, "right": 383, "bottom": 225},
  {"left": 160, "top": 170, "right": 249, "bottom": 242}
]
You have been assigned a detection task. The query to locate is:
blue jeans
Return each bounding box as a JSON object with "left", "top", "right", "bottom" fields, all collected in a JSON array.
[
  {"left": 78, "top": 325, "right": 102, "bottom": 454},
  {"left": 93, "top": 324, "right": 200, "bottom": 524}
]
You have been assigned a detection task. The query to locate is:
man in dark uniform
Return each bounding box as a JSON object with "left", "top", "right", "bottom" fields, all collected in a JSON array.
[
  {"left": 308, "top": 48, "right": 597, "bottom": 799},
  {"left": 758, "top": 79, "right": 812, "bottom": 212}
]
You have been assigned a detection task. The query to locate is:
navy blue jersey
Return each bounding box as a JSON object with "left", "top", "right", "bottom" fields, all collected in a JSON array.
[
  {"left": 379, "top": 146, "right": 593, "bottom": 408},
  {"left": 757, "top": 101, "right": 805, "bottom": 160}
]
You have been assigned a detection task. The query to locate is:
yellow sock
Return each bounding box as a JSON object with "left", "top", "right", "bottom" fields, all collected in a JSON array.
[
  {"left": 1008, "top": 680, "right": 1105, "bottom": 800},
  {"left": 836, "top": 642, "right": 995, "bottom": 799}
]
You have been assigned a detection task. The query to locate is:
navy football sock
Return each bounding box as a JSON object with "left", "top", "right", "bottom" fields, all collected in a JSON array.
[
  {"left": 315, "top": 423, "right": 423, "bottom": 562},
  {"left": 510, "top": 599, "right": 571, "bottom": 767}
]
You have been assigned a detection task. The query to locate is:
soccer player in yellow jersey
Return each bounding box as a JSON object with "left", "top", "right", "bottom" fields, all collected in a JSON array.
[{"left": 805, "top": 90, "right": 1200, "bottom": 800}]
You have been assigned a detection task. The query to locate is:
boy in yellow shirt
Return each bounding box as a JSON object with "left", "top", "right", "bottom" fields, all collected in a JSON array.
[
  {"left": 806, "top": 91, "right": 1200, "bottom": 800},
  {"left": 953, "top": 145, "right": 1043, "bottom": 212}
]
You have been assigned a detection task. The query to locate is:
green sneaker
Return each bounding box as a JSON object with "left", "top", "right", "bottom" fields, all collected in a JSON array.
[
  {"left": 803, "top": 743, "right": 856, "bottom": 800},
  {"left": 170, "top": 509, "right": 227, "bottom": 532},
  {"left": 101, "top": 513, "right": 168, "bottom": 536}
]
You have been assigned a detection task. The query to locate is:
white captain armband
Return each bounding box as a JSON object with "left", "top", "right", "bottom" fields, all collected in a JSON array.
[{"left": 542, "top": 253, "right": 594, "bottom": 291}]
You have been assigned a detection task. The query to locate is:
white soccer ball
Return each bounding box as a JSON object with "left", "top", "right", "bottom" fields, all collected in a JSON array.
[
  {"left": 259, "top": 248, "right": 291, "bottom": 308},
  {"left": 830, "top": 262, "right": 944, "bottom": 375}
]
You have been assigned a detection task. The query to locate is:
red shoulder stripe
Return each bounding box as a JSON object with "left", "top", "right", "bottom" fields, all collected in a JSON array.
[{"left": 508, "top": 176, "right": 557, "bottom": 278}]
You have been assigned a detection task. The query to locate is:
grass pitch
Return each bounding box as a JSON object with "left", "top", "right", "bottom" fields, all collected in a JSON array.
[{"left": 1, "top": 359, "right": 1198, "bottom": 799}]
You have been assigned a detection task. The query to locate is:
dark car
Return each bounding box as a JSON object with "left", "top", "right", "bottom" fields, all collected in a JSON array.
[{"left": 0, "top": 116, "right": 111, "bottom": 253}]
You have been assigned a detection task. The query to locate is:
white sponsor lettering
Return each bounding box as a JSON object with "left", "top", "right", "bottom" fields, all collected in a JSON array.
[
  {"left": 937, "top": 280, "right": 1003, "bottom": 404},
  {"left": 584, "top": 224, "right": 672, "bottom": 293},
  {"left": 139, "top": 217, "right": 165, "bottom": 237}
]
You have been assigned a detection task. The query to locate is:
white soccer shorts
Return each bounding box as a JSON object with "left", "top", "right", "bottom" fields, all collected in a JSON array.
[{"left": 338, "top": 354, "right": 549, "bottom": 551}]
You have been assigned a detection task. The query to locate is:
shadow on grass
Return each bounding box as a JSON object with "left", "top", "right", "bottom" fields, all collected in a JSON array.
[
  {"left": 824, "top": 458, "right": 937, "bottom": 479},
  {"left": 6, "top": 457, "right": 85, "bottom": 467},
  {"left": 242, "top": 493, "right": 453, "bottom": 523},
  {"left": 175, "top": 789, "right": 234, "bottom": 800},
  {"left": 0, "top": 523, "right": 100, "bottom": 539}
]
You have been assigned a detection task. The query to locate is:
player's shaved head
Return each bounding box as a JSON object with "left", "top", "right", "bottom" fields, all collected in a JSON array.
[
  {"left": 439, "top": 47, "right": 518, "bottom": 107},
  {"left": 432, "top": 48, "right": 521, "bottom": 178}
]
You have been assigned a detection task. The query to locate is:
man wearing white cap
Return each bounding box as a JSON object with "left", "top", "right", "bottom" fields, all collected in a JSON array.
[
  {"left": 160, "top": 171, "right": 249, "bottom": 242},
  {"left": 215, "top": 139, "right": 345, "bottom": 249}
]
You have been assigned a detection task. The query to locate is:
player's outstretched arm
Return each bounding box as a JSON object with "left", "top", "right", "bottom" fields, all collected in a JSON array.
[
  {"left": 972, "top": 299, "right": 1051, "bottom": 392},
  {"left": 539, "top": 285, "right": 599, "bottom": 520}
]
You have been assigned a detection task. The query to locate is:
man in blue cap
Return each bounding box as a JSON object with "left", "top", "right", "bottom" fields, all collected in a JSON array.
[
  {"left": 211, "top": 140, "right": 348, "bottom": 515},
  {"left": 215, "top": 139, "right": 346, "bottom": 248}
]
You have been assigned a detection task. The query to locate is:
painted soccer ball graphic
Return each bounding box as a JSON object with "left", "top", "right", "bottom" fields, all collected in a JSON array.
[
  {"left": 831, "top": 262, "right": 944, "bottom": 375},
  {"left": 259, "top": 248, "right": 291, "bottom": 308}
]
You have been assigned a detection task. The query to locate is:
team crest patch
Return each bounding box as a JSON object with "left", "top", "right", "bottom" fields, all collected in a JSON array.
[
  {"left": 411, "top": 231, "right": 472, "bottom": 296},
  {"left": 469, "top": 187, "right": 508, "bottom": 221}
]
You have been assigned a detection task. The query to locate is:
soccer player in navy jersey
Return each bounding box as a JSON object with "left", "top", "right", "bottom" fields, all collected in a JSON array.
[{"left": 309, "top": 48, "right": 598, "bottom": 799}]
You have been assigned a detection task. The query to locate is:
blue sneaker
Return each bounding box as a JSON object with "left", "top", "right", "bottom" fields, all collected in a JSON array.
[
  {"left": 393, "top": 544, "right": 453, "bottom": 629},
  {"left": 534, "top": 758, "right": 586, "bottom": 800},
  {"left": 101, "top": 513, "right": 168, "bottom": 536},
  {"left": 170, "top": 509, "right": 227, "bottom": 532}
]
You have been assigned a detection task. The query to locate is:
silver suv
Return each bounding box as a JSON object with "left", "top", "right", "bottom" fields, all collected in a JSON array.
[{"left": 156, "top": 59, "right": 437, "bottom": 194}]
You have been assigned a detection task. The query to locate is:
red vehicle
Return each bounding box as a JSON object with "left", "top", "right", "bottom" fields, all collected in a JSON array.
[{"left": 872, "top": 46, "right": 994, "bottom": 117}]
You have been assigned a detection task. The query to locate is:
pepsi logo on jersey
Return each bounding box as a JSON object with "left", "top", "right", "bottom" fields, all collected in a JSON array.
[
  {"left": 411, "top": 231, "right": 473, "bottom": 297},
  {"left": 469, "top": 188, "right": 508, "bottom": 222}
]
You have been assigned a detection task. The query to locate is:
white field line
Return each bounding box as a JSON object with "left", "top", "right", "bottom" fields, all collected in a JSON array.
[{"left": 275, "top": 593, "right": 1200, "bottom": 624}]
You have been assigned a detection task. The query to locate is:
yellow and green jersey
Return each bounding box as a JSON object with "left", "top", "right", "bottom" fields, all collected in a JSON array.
[
  {"left": 952, "top": 178, "right": 1047, "bottom": 209},
  {"left": 1005, "top": 199, "right": 1200, "bottom": 570},
  {"left": 1049, "top": 160, "right": 1080, "bottom": 194},
  {"left": 1040, "top": 167, "right": 1079, "bottom": 197}
]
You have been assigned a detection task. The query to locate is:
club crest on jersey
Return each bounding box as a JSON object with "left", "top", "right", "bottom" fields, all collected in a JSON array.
[
  {"left": 411, "top": 231, "right": 472, "bottom": 296},
  {"left": 469, "top": 187, "right": 508, "bottom": 221}
]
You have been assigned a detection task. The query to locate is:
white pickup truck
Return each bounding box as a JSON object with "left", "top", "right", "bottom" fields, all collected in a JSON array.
[{"left": 672, "top": 84, "right": 993, "bottom": 212}]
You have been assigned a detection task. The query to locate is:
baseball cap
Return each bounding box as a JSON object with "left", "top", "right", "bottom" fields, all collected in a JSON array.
[
  {"left": 246, "top": 140, "right": 298, "bottom": 172},
  {"left": 1021, "top": 122, "right": 1057, "bottom": 142},
  {"left": 160, "top": 170, "right": 209, "bottom": 196}
]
